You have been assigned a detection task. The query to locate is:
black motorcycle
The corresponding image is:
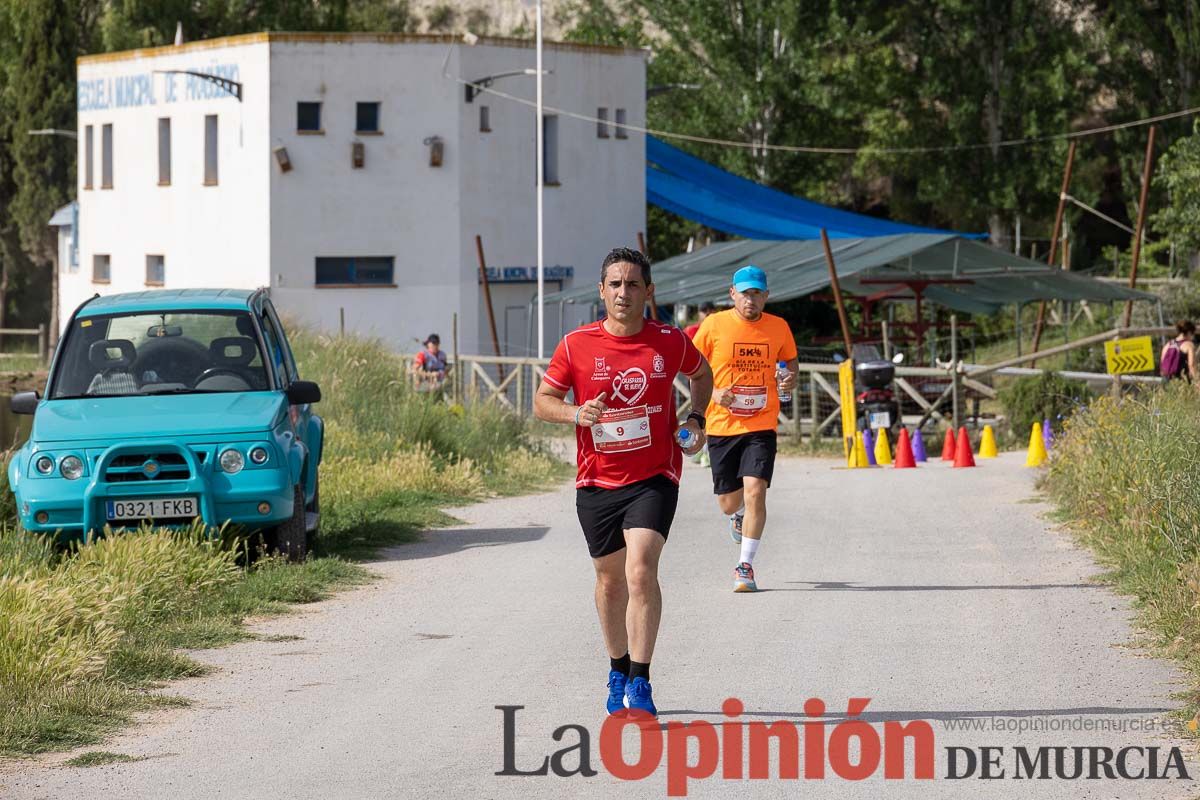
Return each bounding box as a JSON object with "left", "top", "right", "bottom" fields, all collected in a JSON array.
[{"left": 853, "top": 349, "right": 904, "bottom": 437}]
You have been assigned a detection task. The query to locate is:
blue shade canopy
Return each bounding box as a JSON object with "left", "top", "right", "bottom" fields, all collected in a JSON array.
[
  {"left": 545, "top": 234, "right": 1156, "bottom": 315},
  {"left": 646, "top": 137, "right": 986, "bottom": 240}
]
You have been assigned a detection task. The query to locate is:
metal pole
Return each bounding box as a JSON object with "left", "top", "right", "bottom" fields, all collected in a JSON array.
[
  {"left": 1015, "top": 303, "right": 1022, "bottom": 358},
  {"left": 637, "top": 231, "right": 660, "bottom": 321},
  {"left": 475, "top": 234, "right": 504, "bottom": 378},
  {"left": 950, "top": 315, "right": 959, "bottom": 430},
  {"left": 1123, "top": 125, "right": 1157, "bottom": 327},
  {"left": 820, "top": 229, "right": 854, "bottom": 356},
  {"left": 535, "top": 0, "right": 545, "bottom": 358},
  {"left": 808, "top": 370, "right": 818, "bottom": 447},
  {"left": 1031, "top": 139, "right": 1077, "bottom": 362}
]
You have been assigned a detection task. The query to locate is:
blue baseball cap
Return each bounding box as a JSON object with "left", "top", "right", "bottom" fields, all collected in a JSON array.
[{"left": 732, "top": 265, "right": 768, "bottom": 292}]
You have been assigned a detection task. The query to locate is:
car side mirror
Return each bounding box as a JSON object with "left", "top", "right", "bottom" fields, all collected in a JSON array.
[
  {"left": 892, "top": 353, "right": 905, "bottom": 365},
  {"left": 286, "top": 380, "right": 321, "bottom": 405},
  {"left": 11, "top": 391, "right": 39, "bottom": 415}
]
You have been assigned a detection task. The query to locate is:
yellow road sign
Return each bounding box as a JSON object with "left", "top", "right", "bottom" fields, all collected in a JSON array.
[{"left": 1104, "top": 336, "right": 1155, "bottom": 375}]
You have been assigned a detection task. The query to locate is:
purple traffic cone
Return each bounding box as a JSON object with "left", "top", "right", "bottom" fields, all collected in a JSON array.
[
  {"left": 911, "top": 428, "right": 928, "bottom": 462},
  {"left": 863, "top": 428, "right": 877, "bottom": 466},
  {"left": 1042, "top": 418, "right": 1053, "bottom": 451}
]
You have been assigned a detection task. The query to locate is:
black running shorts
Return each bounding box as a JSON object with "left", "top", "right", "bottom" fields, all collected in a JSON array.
[
  {"left": 707, "top": 430, "right": 778, "bottom": 495},
  {"left": 575, "top": 475, "right": 680, "bottom": 559}
]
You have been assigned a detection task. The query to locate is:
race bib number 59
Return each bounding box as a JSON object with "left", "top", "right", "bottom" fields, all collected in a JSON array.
[
  {"left": 730, "top": 385, "right": 768, "bottom": 417},
  {"left": 592, "top": 405, "right": 652, "bottom": 453}
]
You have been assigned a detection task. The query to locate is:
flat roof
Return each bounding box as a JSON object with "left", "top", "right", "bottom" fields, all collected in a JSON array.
[
  {"left": 78, "top": 288, "right": 256, "bottom": 316},
  {"left": 77, "top": 31, "right": 646, "bottom": 66}
]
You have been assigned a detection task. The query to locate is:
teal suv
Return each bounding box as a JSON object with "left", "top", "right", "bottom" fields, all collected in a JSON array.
[{"left": 9, "top": 289, "right": 324, "bottom": 559}]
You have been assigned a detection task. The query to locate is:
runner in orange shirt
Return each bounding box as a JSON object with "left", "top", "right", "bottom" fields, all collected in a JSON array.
[{"left": 693, "top": 266, "right": 798, "bottom": 592}]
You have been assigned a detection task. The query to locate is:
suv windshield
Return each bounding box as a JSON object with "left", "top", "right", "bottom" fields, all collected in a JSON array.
[{"left": 50, "top": 311, "right": 271, "bottom": 399}]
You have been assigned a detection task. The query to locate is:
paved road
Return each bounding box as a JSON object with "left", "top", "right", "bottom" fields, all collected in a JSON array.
[{"left": 2, "top": 452, "right": 1194, "bottom": 798}]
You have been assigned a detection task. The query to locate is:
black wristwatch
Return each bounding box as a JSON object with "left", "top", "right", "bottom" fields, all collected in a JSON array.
[{"left": 686, "top": 411, "right": 706, "bottom": 430}]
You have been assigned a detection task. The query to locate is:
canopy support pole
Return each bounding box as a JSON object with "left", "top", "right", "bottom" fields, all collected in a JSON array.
[
  {"left": 821, "top": 229, "right": 854, "bottom": 356},
  {"left": 1030, "top": 139, "right": 1076, "bottom": 365},
  {"left": 1123, "top": 126, "right": 1157, "bottom": 327}
]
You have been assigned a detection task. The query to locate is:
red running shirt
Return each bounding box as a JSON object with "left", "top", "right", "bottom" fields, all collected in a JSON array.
[{"left": 544, "top": 321, "right": 704, "bottom": 489}]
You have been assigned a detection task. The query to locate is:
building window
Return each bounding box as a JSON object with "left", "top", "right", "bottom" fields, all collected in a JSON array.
[
  {"left": 145, "top": 255, "right": 165, "bottom": 286},
  {"left": 480, "top": 105, "right": 491, "bottom": 133},
  {"left": 314, "top": 256, "right": 395, "bottom": 286},
  {"left": 101, "top": 124, "right": 113, "bottom": 189},
  {"left": 93, "top": 254, "right": 111, "bottom": 284},
  {"left": 542, "top": 115, "right": 560, "bottom": 185},
  {"left": 356, "top": 102, "right": 381, "bottom": 133},
  {"left": 84, "top": 125, "right": 94, "bottom": 190},
  {"left": 297, "top": 102, "right": 322, "bottom": 133},
  {"left": 157, "top": 118, "right": 171, "bottom": 186},
  {"left": 597, "top": 107, "right": 609, "bottom": 138},
  {"left": 615, "top": 108, "right": 628, "bottom": 139},
  {"left": 204, "top": 115, "right": 218, "bottom": 186}
]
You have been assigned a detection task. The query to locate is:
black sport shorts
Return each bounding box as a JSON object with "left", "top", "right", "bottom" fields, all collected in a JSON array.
[
  {"left": 575, "top": 475, "right": 679, "bottom": 559},
  {"left": 707, "top": 430, "right": 778, "bottom": 495}
]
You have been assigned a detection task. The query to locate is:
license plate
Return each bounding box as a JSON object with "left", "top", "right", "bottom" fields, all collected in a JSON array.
[
  {"left": 869, "top": 411, "right": 891, "bottom": 429},
  {"left": 106, "top": 496, "right": 198, "bottom": 521}
]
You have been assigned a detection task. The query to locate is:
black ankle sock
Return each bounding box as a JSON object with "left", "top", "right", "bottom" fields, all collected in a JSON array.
[
  {"left": 610, "top": 652, "right": 631, "bottom": 677},
  {"left": 629, "top": 660, "right": 650, "bottom": 682}
]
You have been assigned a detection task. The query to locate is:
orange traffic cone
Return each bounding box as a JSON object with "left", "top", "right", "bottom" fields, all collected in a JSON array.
[
  {"left": 940, "top": 428, "right": 956, "bottom": 461},
  {"left": 894, "top": 428, "right": 916, "bottom": 468},
  {"left": 953, "top": 426, "right": 976, "bottom": 468}
]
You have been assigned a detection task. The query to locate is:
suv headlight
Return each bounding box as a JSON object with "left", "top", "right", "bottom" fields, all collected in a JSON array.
[
  {"left": 34, "top": 455, "right": 54, "bottom": 475},
  {"left": 249, "top": 446, "right": 269, "bottom": 465},
  {"left": 219, "top": 448, "right": 245, "bottom": 474},
  {"left": 60, "top": 456, "right": 83, "bottom": 480}
]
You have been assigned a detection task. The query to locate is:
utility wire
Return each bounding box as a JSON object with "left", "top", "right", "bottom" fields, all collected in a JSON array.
[{"left": 449, "top": 67, "right": 1200, "bottom": 155}]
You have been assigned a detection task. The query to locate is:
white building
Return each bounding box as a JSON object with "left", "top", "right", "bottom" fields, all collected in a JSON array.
[{"left": 67, "top": 32, "right": 647, "bottom": 357}]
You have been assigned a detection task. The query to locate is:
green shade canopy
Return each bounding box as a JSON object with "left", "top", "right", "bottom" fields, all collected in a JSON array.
[{"left": 546, "top": 234, "right": 1156, "bottom": 314}]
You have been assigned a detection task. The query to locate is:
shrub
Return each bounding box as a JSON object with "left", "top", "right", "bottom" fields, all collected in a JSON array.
[{"left": 998, "top": 371, "right": 1092, "bottom": 438}]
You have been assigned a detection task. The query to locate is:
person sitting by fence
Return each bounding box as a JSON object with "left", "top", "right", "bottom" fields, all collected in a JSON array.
[
  {"left": 1161, "top": 320, "right": 1197, "bottom": 383},
  {"left": 411, "top": 333, "right": 449, "bottom": 391}
]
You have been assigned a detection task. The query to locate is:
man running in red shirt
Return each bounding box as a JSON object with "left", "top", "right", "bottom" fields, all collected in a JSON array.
[{"left": 535, "top": 247, "right": 713, "bottom": 717}]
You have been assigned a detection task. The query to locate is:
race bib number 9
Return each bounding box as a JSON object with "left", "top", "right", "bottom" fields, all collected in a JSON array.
[
  {"left": 593, "top": 405, "right": 652, "bottom": 453},
  {"left": 730, "top": 385, "right": 768, "bottom": 417}
]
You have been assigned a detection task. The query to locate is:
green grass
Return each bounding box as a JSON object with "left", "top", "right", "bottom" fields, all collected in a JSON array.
[
  {"left": 1043, "top": 382, "right": 1200, "bottom": 734},
  {"left": 0, "top": 327, "right": 569, "bottom": 757},
  {"left": 65, "top": 750, "right": 145, "bottom": 767}
]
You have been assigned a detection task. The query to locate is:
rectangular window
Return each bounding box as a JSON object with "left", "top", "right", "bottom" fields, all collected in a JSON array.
[
  {"left": 145, "top": 255, "right": 165, "bottom": 286},
  {"left": 101, "top": 123, "right": 113, "bottom": 188},
  {"left": 356, "top": 102, "right": 380, "bottom": 133},
  {"left": 204, "top": 114, "right": 218, "bottom": 185},
  {"left": 480, "top": 105, "right": 491, "bottom": 133},
  {"left": 157, "top": 118, "right": 171, "bottom": 185},
  {"left": 84, "top": 125, "right": 94, "bottom": 190},
  {"left": 615, "top": 108, "right": 628, "bottom": 139},
  {"left": 314, "top": 256, "right": 395, "bottom": 286},
  {"left": 93, "top": 254, "right": 111, "bottom": 284},
  {"left": 297, "top": 102, "right": 322, "bottom": 132},
  {"left": 542, "top": 115, "right": 559, "bottom": 185},
  {"left": 597, "top": 107, "right": 609, "bottom": 138}
]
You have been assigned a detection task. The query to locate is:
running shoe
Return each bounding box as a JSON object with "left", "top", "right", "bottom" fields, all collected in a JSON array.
[
  {"left": 624, "top": 677, "right": 658, "bottom": 717},
  {"left": 728, "top": 511, "right": 744, "bottom": 544},
  {"left": 606, "top": 670, "right": 628, "bottom": 715},
  {"left": 733, "top": 561, "right": 758, "bottom": 593}
]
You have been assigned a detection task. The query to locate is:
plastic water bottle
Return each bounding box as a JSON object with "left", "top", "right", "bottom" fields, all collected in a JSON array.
[
  {"left": 675, "top": 426, "right": 694, "bottom": 449},
  {"left": 776, "top": 362, "right": 792, "bottom": 403}
]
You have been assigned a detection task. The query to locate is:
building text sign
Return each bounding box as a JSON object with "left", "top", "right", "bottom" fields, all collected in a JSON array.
[{"left": 78, "top": 64, "right": 240, "bottom": 111}]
